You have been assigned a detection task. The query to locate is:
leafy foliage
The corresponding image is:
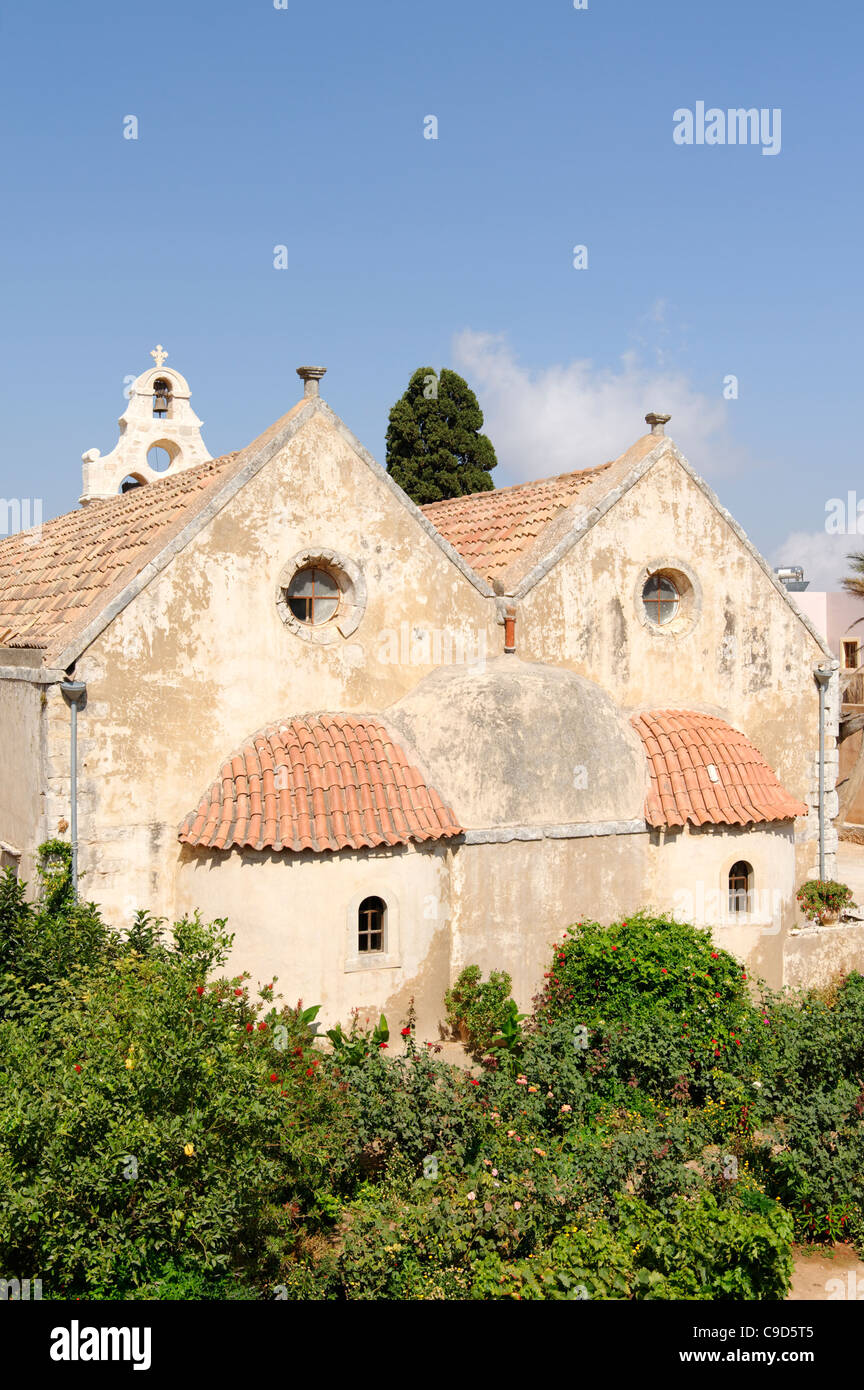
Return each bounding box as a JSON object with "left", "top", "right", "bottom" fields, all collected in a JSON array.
[
  {"left": 385, "top": 367, "right": 497, "bottom": 504},
  {"left": 796, "top": 879, "right": 856, "bottom": 924},
  {"left": 1, "top": 865, "right": 862, "bottom": 1300}
]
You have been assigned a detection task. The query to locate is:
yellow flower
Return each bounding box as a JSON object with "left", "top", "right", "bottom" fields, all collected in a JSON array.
[
  {"left": 183, "top": 1142, "right": 195, "bottom": 1157},
  {"left": 125, "top": 1057, "right": 134, "bottom": 1070}
]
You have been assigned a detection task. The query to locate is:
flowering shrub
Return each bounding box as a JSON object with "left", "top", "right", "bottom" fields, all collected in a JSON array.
[
  {"left": 2, "top": 856, "right": 862, "bottom": 1300},
  {"left": 796, "top": 879, "right": 856, "bottom": 924}
]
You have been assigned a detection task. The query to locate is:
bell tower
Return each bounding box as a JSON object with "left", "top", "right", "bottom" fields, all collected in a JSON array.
[{"left": 80, "top": 345, "right": 212, "bottom": 504}]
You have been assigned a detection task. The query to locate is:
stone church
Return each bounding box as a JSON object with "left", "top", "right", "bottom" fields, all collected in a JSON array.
[{"left": 0, "top": 353, "right": 843, "bottom": 1031}]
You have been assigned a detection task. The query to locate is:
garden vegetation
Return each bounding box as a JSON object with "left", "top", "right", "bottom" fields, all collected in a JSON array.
[{"left": 1, "top": 844, "right": 863, "bottom": 1300}]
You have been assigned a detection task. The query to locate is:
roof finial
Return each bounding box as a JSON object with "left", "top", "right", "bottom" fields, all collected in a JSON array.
[
  {"left": 645, "top": 411, "right": 671, "bottom": 436},
  {"left": 150, "top": 344, "right": 169, "bottom": 369},
  {"left": 296, "top": 365, "right": 327, "bottom": 399}
]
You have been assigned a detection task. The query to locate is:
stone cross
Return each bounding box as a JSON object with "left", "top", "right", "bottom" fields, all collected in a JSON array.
[{"left": 150, "top": 344, "right": 168, "bottom": 369}]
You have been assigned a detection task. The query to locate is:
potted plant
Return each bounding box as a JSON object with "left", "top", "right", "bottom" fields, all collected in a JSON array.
[{"left": 796, "top": 879, "right": 856, "bottom": 926}]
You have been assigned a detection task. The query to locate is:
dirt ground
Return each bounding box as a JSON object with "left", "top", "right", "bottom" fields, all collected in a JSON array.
[{"left": 787, "top": 1244, "right": 864, "bottom": 1300}]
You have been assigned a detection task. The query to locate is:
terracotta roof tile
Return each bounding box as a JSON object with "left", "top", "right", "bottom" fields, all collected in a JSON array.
[
  {"left": 631, "top": 710, "right": 808, "bottom": 829},
  {"left": 179, "top": 714, "right": 463, "bottom": 854},
  {"left": 0, "top": 453, "right": 241, "bottom": 653},
  {"left": 420, "top": 463, "right": 613, "bottom": 583}
]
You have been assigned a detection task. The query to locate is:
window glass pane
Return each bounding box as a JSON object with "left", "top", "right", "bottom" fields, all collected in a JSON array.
[
  {"left": 312, "top": 569, "right": 339, "bottom": 597},
  {"left": 314, "top": 595, "right": 339, "bottom": 622},
  {"left": 288, "top": 568, "right": 317, "bottom": 597}
]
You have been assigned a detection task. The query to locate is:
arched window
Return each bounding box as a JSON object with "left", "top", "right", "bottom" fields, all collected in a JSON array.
[
  {"left": 729, "top": 861, "right": 752, "bottom": 915},
  {"left": 119, "top": 474, "right": 146, "bottom": 493},
  {"left": 358, "top": 896, "right": 386, "bottom": 953},
  {"left": 152, "top": 378, "right": 172, "bottom": 418}
]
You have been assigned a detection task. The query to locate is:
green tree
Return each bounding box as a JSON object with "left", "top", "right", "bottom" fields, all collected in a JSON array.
[{"left": 386, "top": 367, "right": 497, "bottom": 504}]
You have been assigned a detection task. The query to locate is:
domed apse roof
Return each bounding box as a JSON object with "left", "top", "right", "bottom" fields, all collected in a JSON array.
[
  {"left": 179, "top": 714, "right": 462, "bottom": 854},
  {"left": 386, "top": 656, "right": 648, "bottom": 830},
  {"left": 630, "top": 709, "right": 809, "bottom": 828}
]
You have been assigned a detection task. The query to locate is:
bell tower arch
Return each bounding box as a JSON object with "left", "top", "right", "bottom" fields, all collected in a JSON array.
[{"left": 80, "top": 345, "right": 212, "bottom": 503}]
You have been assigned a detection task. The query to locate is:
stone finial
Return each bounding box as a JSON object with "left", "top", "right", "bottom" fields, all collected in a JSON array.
[
  {"left": 296, "top": 366, "right": 327, "bottom": 398},
  {"left": 150, "top": 344, "right": 168, "bottom": 368},
  {"left": 645, "top": 412, "right": 671, "bottom": 436}
]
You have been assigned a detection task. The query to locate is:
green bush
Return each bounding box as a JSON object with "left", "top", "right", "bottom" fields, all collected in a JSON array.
[{"left": 444, "top": 965, "right": 515, "bottom": 1056}]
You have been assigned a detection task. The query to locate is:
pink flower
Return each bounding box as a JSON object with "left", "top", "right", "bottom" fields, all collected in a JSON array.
[
  {"left": 467, "top": 1191, "right": 476, "bottom": 1201},
  {"left": 513, "top": 1201, "right": 522, "bottom": 1210},
  {"left": 560, "top": 1104, "right": 572, "bottom": 1113}
]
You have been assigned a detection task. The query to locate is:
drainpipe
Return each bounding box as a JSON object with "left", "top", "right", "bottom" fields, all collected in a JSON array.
[
  {"left": 813, "top": 664, "right": 833, "bottom": 882},
  {"left": 504, "top": 604, "right": 517, "bottom": 654},
  {"left": 60, "top": 680, "right": 87, "bottom": 898}
]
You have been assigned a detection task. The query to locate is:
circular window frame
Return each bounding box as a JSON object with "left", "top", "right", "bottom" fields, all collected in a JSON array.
[
  {"left": 276, "top": 547, "right": 366, "bottom": 645},
  {"left": 634, "top": 559, "right": 702, "bottom": 639}
]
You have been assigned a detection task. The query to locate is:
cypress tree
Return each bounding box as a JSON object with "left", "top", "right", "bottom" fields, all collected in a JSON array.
[{"left": 386, "top": 367, "right": 497, "bottom": 505}]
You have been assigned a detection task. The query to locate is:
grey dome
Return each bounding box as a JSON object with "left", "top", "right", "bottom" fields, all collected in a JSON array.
[{"left": 387, "top": 656, "right": 648, "bottom": 830}]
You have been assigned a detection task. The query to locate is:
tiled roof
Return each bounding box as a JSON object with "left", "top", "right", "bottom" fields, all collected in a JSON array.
[
  {"left": 0, "top": 454, "right": 241, "bottom": 653},
  {"left": 420, "top": 463, "right": 613, "bottom": 583},
  {"left": 631, "top": 709, "right": 808, "bottom": 829},
  {"left": 179, "top": 714, "right": 463, "bottom": 854}
]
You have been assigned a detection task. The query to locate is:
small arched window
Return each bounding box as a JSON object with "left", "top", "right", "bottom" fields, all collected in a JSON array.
[
  {"left": 152, "top": 378, "right": 172, "bottom": 418},
  {"left": 358, "top": 896, "right": 386, "bottom": 953},
  {"left": 729, "top": 861, "right": 752, "bottom": 915}
]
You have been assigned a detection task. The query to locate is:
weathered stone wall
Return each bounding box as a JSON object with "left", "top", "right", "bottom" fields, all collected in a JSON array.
[
  {"left": 174, "top": 840, "right": 452, "bottom": 1036},
  {"left": 515, "top": 450, "right": 835, "bottom": 881},
  {"left": 0, "top": 675, "right": 44, "bottom": 885},
  {"left": 61, "top": 410, "right": 498, "bottom": 930}
]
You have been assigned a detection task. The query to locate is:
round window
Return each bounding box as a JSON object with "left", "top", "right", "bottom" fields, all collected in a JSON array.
[
  {"left": 642, "top": 572, "right": 679, "bottom": 626},
  {"left": 285, "top": 567, "right": 340, "bottom": 625}
]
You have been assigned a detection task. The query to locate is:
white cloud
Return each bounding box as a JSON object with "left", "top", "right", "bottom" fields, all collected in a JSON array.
[
  {"left": 771, "top": 529, "right": 862, "bottom": 593},
  {"left": 450, "top": 329, "right": 737, "bottom": 485}
]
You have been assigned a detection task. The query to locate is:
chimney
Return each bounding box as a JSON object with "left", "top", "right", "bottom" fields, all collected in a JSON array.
[
  {"left": 296, "top": 366, "right": 327, "bottom": 399},
  {"left": 645, "top": 412, "right": 671, "bottom": 436}
]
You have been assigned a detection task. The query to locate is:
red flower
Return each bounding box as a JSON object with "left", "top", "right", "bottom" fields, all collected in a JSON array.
[
  {"left": 469, "top": 1078, "right": 479, "bottom": 1086},
  {"left": 711, "top": 952, "right": 719, "bottom": 959},
  {"left": 631, "top": 958, "right": 636, "bottom": 963},
  {"left": 610, "top": 945, "right": 617, "bottom": 951},
  {"left": 379, "top": 1042, "right": 388, "bottom": 1049},
  {"left": 74, "top": 1064, "right": 82, "bottom": 1073},
  {"left": 306, "top": 1067, "right": 315, "bottom": 1076},
  {"left": 660, "top": 968, "right": 667, "bottom": 974},
  {"left": 401, "top": 1027, "right": 411, "bottom": 1036},
  {"left": 234, "top": 988, "right": 243, "bottom": 997},
  {"left": 269, "top": 1073, "right": 278, "bottom": 1082},
  {"left": 195, "top": 986, "right": 205, "bottom": 997},
  {"left": 246, "top": 1023, "right": 254, "bottom": 1032},
  {"left": 258, "top": 1022, "right": 267, "bottom": 1031},
  {"left": 714, "top": 1049, "right": 721, "bottom": 1057},
  {"left": 714, "top": 993, "right": 720, "bottom": 998}
]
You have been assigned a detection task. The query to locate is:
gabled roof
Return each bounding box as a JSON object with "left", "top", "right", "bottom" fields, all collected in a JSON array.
[
  {"left": 631, "top": 709, "right": 808, "bottom": 828},
  {"left": 179, "top": 714, "right": 462, "bottom": 854},
  {"left": 420, "top": 462, "right": 613, "bottom": 585},
  {"left": 0, "top": 394, "right": 493, "bottom": 672},
  {"left": 0, "top": 453, "right": 240, "bottom": 652}
]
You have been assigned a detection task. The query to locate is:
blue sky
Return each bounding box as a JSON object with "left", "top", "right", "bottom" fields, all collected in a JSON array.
[{"left": 1, "top": 0, "right": 860, "bottom": 585}]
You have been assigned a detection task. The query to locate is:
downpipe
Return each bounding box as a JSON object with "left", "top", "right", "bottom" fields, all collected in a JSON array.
[
  {"left": 60, "top": 680, "right": 87, "bottom": 898},
  {"left": 813, "top": 664, "right": 833, "bottom": 882}
]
